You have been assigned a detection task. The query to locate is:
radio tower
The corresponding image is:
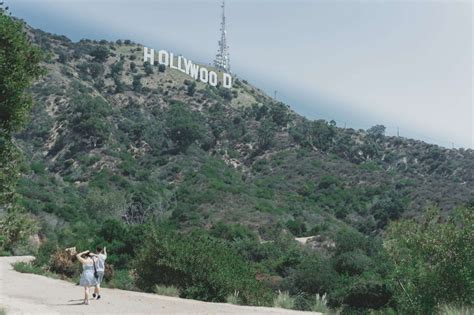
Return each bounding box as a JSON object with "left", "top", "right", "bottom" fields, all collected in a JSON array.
[{"left": 214, "top": 0, "right": 231, "bottom": 72}]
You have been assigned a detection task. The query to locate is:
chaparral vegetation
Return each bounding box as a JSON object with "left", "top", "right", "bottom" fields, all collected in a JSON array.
[{"left": 1, "top": 6, "right": 473, "bottom": 314}]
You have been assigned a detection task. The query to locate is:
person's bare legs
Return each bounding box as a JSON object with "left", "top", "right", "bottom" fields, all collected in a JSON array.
[
  {"left": 84, "top": 286, "right": 90, "bottom": 304},
  {"left": 94, "top": 283, "right": 100, "bottom": 297}
]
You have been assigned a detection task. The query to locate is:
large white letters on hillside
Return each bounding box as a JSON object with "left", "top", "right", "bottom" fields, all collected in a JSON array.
[{"left": 143, "top": 47, "right": 232, "bottom": 89}]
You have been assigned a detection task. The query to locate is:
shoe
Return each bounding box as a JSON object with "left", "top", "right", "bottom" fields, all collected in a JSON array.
[
  {"left": 97, "top": 295, "right": 101, "bottom": 300},
  {"left": 92, "top": 293, "right": 96, "bottom": 298},
  {"left": 84, "top": 299, "right": 89, "bottom": 305}
]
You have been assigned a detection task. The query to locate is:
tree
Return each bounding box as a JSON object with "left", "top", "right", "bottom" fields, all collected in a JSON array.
[
  {"left": 270, "top": 103, "right": 289, "bottom": 127},
  {"left": 310, "top": 120, "right": 335, "bottom": 151},
  {"left": 114, "top": 77, "right": 125, "bottom": 93},
  {"left": 187, "top": 81, "right": 196, "bottom": 96},
  {"left": 88, "top": 62, "right": 104, "bottom": 78},
  {"left": 144, "top": 61, "right": 153, "bottom": 75},
  {"left": 0, "top": 7, "right": 43, "bottom": 251},
  {"left": 285, "top": 219, "right": 307, "bottom": 237},
  {"left": 285, "top": 253, "right": 337, "bottom": 295},
  {"left": 0, "top": 206, "right": 38, "bottom": 253},
  {"left": 367, "top": 125, "right": 386, "bottom": 139},
  {"left": 89, "top": 46, "right": 110, "bottom": 62},
  {"left": 334, "top": 228, "right": 368, "bottom": 256},
  {"left": 257, "top": 119, "right": 276, "bottom": 151},
  {"left": 69, "top": 95, "right": 112, "bottom": 146},
  {"left": 58, "top": 51, "right": 68, "bottom": 63},
  {"left": 290, "top": 119, "right": 335, "bottom": 151},
  {"left": 371, "top": 190, "right": 407, "bottom": 228},
  {"left": 165, "top": 102, "right": 205, "bottom": 152},
  {"left": 111, "top": 59, "right": 124, "bottom": 76},
  {"left": 218, "top": 86, "right": 232, "bottom": 101},
  {"left": 94, "top": 78, "right": 105, "bottom": 91},
  {"left": 132, "top": 75, "right": 142, "bottom": 92}
]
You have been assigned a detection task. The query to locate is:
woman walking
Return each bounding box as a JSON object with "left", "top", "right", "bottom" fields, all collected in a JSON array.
[{"left": 76, "top": 250, "right": 98, "bottom": 305}]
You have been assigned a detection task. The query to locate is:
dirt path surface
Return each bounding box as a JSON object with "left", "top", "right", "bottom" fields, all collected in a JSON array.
[{"left": 0, "top": 256, "right": 321, "bottom": 315}]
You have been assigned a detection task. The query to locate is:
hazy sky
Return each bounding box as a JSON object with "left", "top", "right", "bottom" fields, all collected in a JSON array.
[{"left": 9, "top": 0, "right": 473, "bottom": 148}]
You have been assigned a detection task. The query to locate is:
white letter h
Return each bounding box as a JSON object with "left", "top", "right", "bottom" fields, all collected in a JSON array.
[{"left": 143, "top": 47, "right": 154, "bottom": 64}]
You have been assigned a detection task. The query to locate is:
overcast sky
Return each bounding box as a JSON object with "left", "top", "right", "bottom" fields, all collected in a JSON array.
[{"left": 9, "top": 0, "right": 473, "bottom": 148}]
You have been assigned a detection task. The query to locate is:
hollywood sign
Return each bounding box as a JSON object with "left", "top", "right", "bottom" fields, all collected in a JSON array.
[{"left": 143, "top": 47, "right": 232, "bottom": 89}]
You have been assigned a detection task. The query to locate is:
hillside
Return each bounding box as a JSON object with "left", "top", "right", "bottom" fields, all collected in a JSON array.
[
  {"left": 15, "top": 25, "right": 473, "bottom": 237},
  {"left": 3, "top": 18, "right": 474, "bottom": 314}
]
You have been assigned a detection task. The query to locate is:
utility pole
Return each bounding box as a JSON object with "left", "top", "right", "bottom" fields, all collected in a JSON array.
[
  {"left": 397, "top": 126, "right": 399, "bottom": 137},
  {"left": 274, "top": 90, "right": 278, "bottom": 100},
  {"left": 213, "top": 0, "right": 231, "bottom": 72}
]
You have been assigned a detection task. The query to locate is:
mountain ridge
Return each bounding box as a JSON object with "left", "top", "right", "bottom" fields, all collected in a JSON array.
[{"left": 14, "top": 22, "right": 474, "bottom": 237}]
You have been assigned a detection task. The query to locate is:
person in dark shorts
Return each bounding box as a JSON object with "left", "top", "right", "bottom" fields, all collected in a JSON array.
[{"left": 92, "top": 246, "right": 107, "bottom": 300}]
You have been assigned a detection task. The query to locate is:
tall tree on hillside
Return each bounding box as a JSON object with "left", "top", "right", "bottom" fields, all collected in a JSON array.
[
  {"left": 0, "top": 4, "right": 44, "bottom": 251},
  {"left": 367, "top": 124, "right": 386, "bottom": 139}
]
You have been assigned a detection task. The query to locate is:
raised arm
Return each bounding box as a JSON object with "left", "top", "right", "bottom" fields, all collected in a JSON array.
[
  {"left": 103, "top": 246, "right": 107, "bottom": 258},
  {"left": 76, "top": 250, "right": 89, "bottom": 264}
]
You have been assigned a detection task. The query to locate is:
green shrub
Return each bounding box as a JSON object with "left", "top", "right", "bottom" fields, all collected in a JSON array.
[
  {"left": 33, "top": 240, "right": 58, "bottom": 267},
  {"left": 334, "top": 228, "right": 368, "bottom": 256},
  {"left": 269, "top": 103, "right": 289, "bottom": 127},
  {"left": 285, "top": 219, "right": 307, "bottom": 237},
  {"left": 210, "top": 222, "right": 258, "bottom": 242},
  {"left": 134, "top": 228, "right": 271, "bottom": 305},
  {"left": 257, "top": 119, "right": 276, "bottom": 151},
  {"left": 68, "top": 94, "right": 113, "bottom": 146},
  {"left": 93, "top": 219, "right": 147, "bottom": 269},
  {"left": 144, "top": 61, "right": 153, "bottom": 75},
  {"left": 385, "top": 207, "right": 474, "bottom": 314},
  {"left": 334, "top": 250, "right": 373, "bottom": 276},
  {"left": 12, "top": 261, "right": 59, "bottom": 279},
  {"left": 111, "top": 59, "right": 124, "bottom": 76},
  {"left": 0, "top": 208, "right": 38, "bottom": 253},
  {"left": 132, "top": 75, "right": 142, "bottom": 92},
  {"left": 107, "top": 269, "right": 137, "bottom": 291},
  {"left": 285, "top": 253, "right": 337, "bottom": 295},
  {"left": 330, "top": 276, "right": 392, "bottom": 310},
  {"left": 13, "top": 261, "right": 43, "bottom": 274},
  {"left": 187, "top": 81, "right": 196, "bottom": 96},
  {"left": 89, "top": 46, "right": 109, "bottom": 62},
  {"left": 165, "top": 102, "right": 205, "bottom": 152},
  {"left": 153, "top": 284, "right": 180, "bottom": 297}
]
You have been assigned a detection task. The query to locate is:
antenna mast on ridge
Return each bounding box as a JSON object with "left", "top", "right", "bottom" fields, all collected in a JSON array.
[{"left": 214, "top": 0, "right": 231, "bottom": 73}]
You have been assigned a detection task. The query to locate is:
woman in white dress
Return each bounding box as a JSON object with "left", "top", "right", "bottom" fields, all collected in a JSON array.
[{"left": 76, "top": 250, "right": 98, "bottom": 305}]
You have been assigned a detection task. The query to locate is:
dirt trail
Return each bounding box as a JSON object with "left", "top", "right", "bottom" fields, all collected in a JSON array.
[{"left": 0, "top": 256, "right": 321, "bottom": 315}]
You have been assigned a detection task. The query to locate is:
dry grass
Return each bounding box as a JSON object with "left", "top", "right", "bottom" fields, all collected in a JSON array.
[{"left": 273, "top": 291, "right": 295, "bottom": 310}]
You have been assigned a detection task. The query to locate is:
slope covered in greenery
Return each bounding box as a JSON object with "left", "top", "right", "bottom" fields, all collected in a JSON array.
[
  {"left": 3, "top": 19, "right": 473, "bottom": 313},
  {"left": 15, "top": 26, "right": 473, "bottom": 235}
]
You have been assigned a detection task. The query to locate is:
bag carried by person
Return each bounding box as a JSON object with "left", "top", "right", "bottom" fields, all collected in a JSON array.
[{"left": 92, "top": 257, "right": 99, "bottom": 279}]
